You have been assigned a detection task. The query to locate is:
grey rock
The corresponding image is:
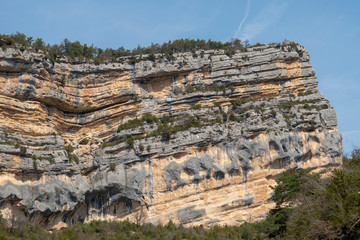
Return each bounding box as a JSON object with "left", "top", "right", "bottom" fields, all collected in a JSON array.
[
  {"left": 320, "top": 108, "right": 337, "bottom": 128},
  {"left": 182, "top": 155, "right": 214, "bottom": 181},
  {"left": 165, "top": 162, "right": 185, "bottom": 190},
  {"left": 177, "top": 206, "right": 205, "bottom": 223}
]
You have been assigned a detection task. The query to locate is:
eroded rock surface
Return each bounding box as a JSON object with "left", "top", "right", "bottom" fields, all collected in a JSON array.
[{"left": 0, "top": 43, "right": 342, "bottom": 229}]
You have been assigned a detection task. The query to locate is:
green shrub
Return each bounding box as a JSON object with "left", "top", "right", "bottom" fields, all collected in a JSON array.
[
  {"left": 191, "top": 104, "right": 202, "bottom": 110},
  {"left": 215, "top": 116, "right": 222, "bottom": 124},
  {"left": 20, "top": 146, "right": 27, "bottom": 155},
  {"left": 213, "top": 102, "right": 222, "bottom": 110},
  {"left": 298, "top": 90, "right": 313, "bottom": 96},
  {"left": 65, "top": 144, "right": 74, "bottom": 154},
  {"left": 222, "top": 112, "right": 228, "bottom": 122},
  {"left": 139, "top": 143, "right": 144, "bottom": 151},
  {"left": 47, "top": 156, "right": 55, "bottom": 164},
  {"left": 101, "top": 140, "right": 121, "bottom": 148},
  {"left": 271, "top": 169, "right": 315, "bottom": 207},
  {"left": 125, "top": 138, "right": 134, "bottom": 148},
  {"left": 242, "top": 55, "right": 249, "bottom": 61},
  {"left": 69, "top": 153, "right": 79, "bottom": 164},
  {"left": 270, "top": 109, "right": 277, "bottom": 117},
  {"left": 229, "top": 113, "right": 238, "bottom": 122},
  {"left": 94, "top": 57, "right": 102, "bottom": 65},
  {"left": 148, "top": 53, "right": 156, "bottom": 62},
  {"left": 65, "top": 144, "right": 78, "bottom": 163},
  {"left": 79, "top": 138, "right": 89, "bottom": 145},
  {"left": 200, "top": 51, "right": 205, "bottom": 58},
  {"left": 32, "top": 38, "right": 46, "bottom": 52},
  {"left": 118, "top": 118, "right": 144, "bottom": 132},
  {"left": 317, "top": 104, "right": 328, "bottom": 110},
  {"left": 229, "top": 86, "right": 235, "bottom": 93},
  {"left": 279, "top": 101, "right": 294, "bottom": 111},
  {"left": 191, "top": 50, "right": 198, "bottom": 58},
  {"left": 225, "top": 47, "right": 236, "bottom": 57},
  {"left": 152, "top": 124, "right": 172, "bottom": 141},
  {"left": 230, "top": 98, "right": 254, "bottom": 108},
  {"left": 110, "top": 162, "right": 116, "bottom": 171},
  {"left": 160, "top": 114, "right": 174, "bottom": 124},
  {"left": 303, "top": 103, "right": 311, "bottom": 109},
  {"left": 142, "top": 113, "right": 159, "bottom": 124},
  {"left": 117, "top": 113, "right": 160, "bottom": 132},
  {"left": 33, "top": 160, "right": 37, "bottom": 170}
]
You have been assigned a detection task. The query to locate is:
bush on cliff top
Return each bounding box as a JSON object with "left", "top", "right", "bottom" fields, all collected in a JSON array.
[{"left": 0, "top": 32, "right": 303, "bottom": 66}]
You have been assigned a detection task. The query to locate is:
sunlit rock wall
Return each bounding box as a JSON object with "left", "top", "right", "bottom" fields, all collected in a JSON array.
[{"left": 0, "top": 43, "right": 342, "bottom": 229}]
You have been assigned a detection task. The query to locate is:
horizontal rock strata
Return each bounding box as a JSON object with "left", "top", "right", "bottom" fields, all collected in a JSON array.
[{"left": 0, "top": 43, "right": 342, "bottom": 229}]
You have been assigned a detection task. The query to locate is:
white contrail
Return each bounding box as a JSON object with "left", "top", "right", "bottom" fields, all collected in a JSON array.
[{"left": 233, "top": 0, "right": 251, "bottom": 39}]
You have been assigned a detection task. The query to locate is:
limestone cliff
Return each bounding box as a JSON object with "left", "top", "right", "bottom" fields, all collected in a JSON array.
[{"left": 0, "top": 43, "right": 342, "bottom": 229}]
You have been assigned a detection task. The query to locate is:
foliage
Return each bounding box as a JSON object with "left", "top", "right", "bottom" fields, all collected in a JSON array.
[
  {"left": 19, "top": 146, "right": 26, "bottom": 155},
  {"left": 32, "top": 38, "right": 46, "bottom": 52},
  {"left": 1, "top": 32, "right": 251, "bottom": 64},
  {"left": 282, "top": 149, "right": 360, "bottom": 239},
  {"left": 148, "top": 114, "right": 201, "bottom": 141},
  {"left": 270, "top": 109, "right": 277, "bottom": 117},
  {"left": 113, "top": 113, "right": 202, "bottom": 147},
  {"left": 279, "top": 98, "right": 321, "bottom": 111},
  {"left": 184, "top": 83, "right": 226, "bottom": 94},
  {"left": 271, "top": 169, "right": 319, "bottom": 207},
  {"left": 222, "top": 112, "right": 228, "bottom": 122},
  {"left": 101, "top": 139, "right": 121, "bottom": 148},
  {"left": 298, "top": 90, "right": 313, "bottom": 96},
  {"left": 191, "top": 104, "right": 202, "bottom": 110},
  {"left": 141, "top": 113, "right": 159, "bottom": 124},
  {"left": 109, "top": 162, "right": 116, "bottom": 171},
  {"left": 228, "top": 113, "right": 238, "bottom": 122},
  {"left": 64, "top": 144, "right": 74, "bottom": 154},
  {"left": 64, "top": 144, "right": 79, "bottom": 164},
  {"left": 117, "top": 114, "right": 159, "bottom": 132},
  {"left": 32, "top": 160, "right": 37, "bottom": 170},
  {"left": 0, "top": 149, "right": 359, "bottom": 239},
  {"left": 68, "top": 153, "right": 79, "bottom": 164},
  {"left": 79, "top": 138, "right": 89, "bottom": 145},
  {"left": 117, "top": 117, "right": 144, "bottom": 132},
  {"left": 230, "top": 98, "right": 254, "bottom": 108}
]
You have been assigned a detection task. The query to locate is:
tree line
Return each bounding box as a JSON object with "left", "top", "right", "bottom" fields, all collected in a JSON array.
[{"left": 0, "top": 32, "right": 251, "bottom": 64}]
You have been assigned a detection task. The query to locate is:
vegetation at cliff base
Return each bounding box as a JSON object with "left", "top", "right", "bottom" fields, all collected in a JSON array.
[{"left": 0, "top": 148, "right": 359, "bottom": 239}]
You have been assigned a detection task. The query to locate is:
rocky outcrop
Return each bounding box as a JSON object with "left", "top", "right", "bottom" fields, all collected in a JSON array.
[{"left": 0, "top": 43, "right": 342, "bottom": 229}]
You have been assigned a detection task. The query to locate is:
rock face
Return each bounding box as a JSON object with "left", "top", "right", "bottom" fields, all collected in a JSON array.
[{"left": 0, "top": 43, "right": 342, "bottom": 229}]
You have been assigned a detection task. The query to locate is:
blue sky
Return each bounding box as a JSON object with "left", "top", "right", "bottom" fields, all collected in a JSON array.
[{"left": 1, "top": 0, "right": 359, "bottom": 153}]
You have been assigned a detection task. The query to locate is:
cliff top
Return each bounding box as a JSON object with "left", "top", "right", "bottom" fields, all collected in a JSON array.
[{"left": 0, "top": 32, "right": 304, "bottom": 65}]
